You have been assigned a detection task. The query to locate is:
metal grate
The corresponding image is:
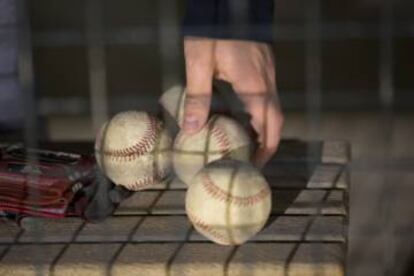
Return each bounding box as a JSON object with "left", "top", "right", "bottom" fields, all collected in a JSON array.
[{"left": 1, "top": 0, "right": 413, "bottom": 275}]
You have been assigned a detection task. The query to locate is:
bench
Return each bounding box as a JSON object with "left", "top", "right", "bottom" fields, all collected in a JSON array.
[{"left": 0, "top": 139, "right": 350, "bottom": 276}]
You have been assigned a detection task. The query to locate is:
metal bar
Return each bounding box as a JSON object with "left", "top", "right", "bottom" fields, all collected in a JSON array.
[
  {"left": 85, "top": 0, "right": 108, "bottom": 132},
  {"left": 305, "top": 0, "right": 322, "bottom": 140},
  {"left": 304, "top": 1, "right": 323, "bottom": 271},
  {"left": 378, "top": 0, "right": 395, "bottom": 274},
  {"left": 16, "top": 0, "right": 42, "bottom": 272},
  {"left": 158, "top": 0, "right": 181, "bottom": 92},
  {"left": 31, "top": 21, "right": 414, "bottom": 47},
  {"left": 16, "top": 0, "right": 37, "bottom": 145}
]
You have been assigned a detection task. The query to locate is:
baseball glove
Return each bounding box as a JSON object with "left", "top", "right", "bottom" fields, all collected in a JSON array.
[{"left": 0, "top": 144, "right": 95, "bottom": 219}]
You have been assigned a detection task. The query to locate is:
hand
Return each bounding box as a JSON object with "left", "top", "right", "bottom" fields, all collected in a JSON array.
[{"left": 183, "top": 37, "right": 284, "bottom": 167}]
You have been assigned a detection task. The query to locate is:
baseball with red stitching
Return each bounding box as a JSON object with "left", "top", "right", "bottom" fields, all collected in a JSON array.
[
  {"left": 173, "top": 115, "right": 251, "bottom": 186},
  {"left": 94, "top": 111, "right": 172, "bottom": 191},
  {"left": 186, "top": 159, "right": 272, "bottom": 245},
  {"left": 159, "top": 84, "right": 186, "bottom": 127}
]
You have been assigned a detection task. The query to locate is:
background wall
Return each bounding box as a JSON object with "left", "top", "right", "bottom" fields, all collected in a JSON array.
[{"left": 30, "top": 0, "right": 414, "bottom": 116}]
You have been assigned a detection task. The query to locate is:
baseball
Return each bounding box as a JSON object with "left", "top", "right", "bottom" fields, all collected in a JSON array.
[
  {"left": 159, "top": 84, "right": 186, "bottom": 127},
  {"left": 173, "top": 115, "right": 251, "bottom": 186},
  {"left": 186, "top": 159, "right": 272, "bottom": 245},
  {"left": 95, "top": 111, "right": 172, "bottom": 191}
]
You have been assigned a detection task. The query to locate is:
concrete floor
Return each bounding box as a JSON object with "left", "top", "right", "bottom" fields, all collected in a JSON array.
[{"left": 46, "top": 111, "right": 414, "bottom": 276}]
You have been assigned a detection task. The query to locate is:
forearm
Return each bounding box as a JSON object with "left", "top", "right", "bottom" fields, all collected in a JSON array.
[{"left": 183, "top": 0, "right": 274, "bottom": 43}]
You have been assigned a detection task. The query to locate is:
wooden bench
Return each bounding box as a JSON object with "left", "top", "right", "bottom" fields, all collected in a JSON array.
[{"left": 0, "top": 139, "right": 350, "bottom": 276}]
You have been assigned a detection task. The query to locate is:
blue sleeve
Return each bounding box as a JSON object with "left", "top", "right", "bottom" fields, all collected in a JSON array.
[{"left": 183, "top": 0, "right": 274, "bottom": 43}]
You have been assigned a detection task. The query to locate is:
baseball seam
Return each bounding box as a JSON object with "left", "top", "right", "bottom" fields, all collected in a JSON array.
[
  {"left": 124, "top": 175, "right": 160, "bottom": 190},
  {"left": 201, "top": 173, "right": 271, "bottom": 207},
  {"left": 211, "top": 124, "right": 231, "bottom": 156},
  {"left": 101, "top": 116, "right": 159, "bottom": 162},
  {"left": 123, "top": 168, "right": 168, "bottom": 191},
  {"left": 187, "top": 208, "right": 235, "bottom": 245}
]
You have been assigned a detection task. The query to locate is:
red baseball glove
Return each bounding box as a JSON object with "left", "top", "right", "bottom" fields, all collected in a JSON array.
[{"left": 0, "top": 144, "right": 96, "bottom": 219}]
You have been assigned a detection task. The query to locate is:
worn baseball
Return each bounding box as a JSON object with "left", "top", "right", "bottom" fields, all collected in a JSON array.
[
  {"left": 95, "top": 111, "right": 172, "bottom": 191},
  {"left": 159, "top": 84, "right": 186, "bottom": 127},
  {"left": 173, "top": 115, "right": 251, "bottom": 186},
  {"left": 186, "top": 159, "right": 272, "bottom": 245}
]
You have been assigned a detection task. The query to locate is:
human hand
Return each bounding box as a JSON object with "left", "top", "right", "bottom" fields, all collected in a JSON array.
[{"left": 182, "top": 37, "right": 284, "bottom": 168}]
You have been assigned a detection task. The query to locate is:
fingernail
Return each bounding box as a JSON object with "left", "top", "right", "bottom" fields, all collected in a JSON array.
[{"left": 183, "top": 116, "right": 199, "bottom": 131}]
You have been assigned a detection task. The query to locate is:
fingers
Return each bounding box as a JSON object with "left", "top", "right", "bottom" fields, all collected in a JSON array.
[
  {"left": 251, "top": 99, "right": 284, "bottom": 168},
  {"left": 183, "top": 38, "right": 284, "bottom": 167},
  {"left": 182, "top": 37, "right": 215, "bottom": 134},
  {"left": 241, "top": 92, "right": 283, "bottom": 168},
  {"left": 215, "top": 40, "right": 283, "bottom": 167}
]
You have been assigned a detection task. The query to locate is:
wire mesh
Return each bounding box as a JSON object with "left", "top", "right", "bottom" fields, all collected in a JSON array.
[{"left": 0, "top": 0, "right": 413, "bottom": 275}]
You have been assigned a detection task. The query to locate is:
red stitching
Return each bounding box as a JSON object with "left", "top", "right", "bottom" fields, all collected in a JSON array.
[
  {"left": 102, "top": 116, "right": 160, "bottom": 162},
  {"left": 125, "top": 176, "right": 159, "bottom": 190},
  {"left": 211, "top": 124, "right": 231, "bottom": 156},
  {"left": 187, "top": 208, "right": 235, "bottom": 245},
  {"left": 124, "top": 169, "right": 167, "bottom": 191},
  {"left": 201, "top": 173, "right": 270, "bottom": 207}
]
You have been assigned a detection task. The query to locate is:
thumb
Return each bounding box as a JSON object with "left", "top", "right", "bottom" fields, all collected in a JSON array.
[
  {"left": 182, "top": 37, "right": 215, "bottom": 134},
  {"left": 181, "top": 90, "right": 211, "bottom": 134}
]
